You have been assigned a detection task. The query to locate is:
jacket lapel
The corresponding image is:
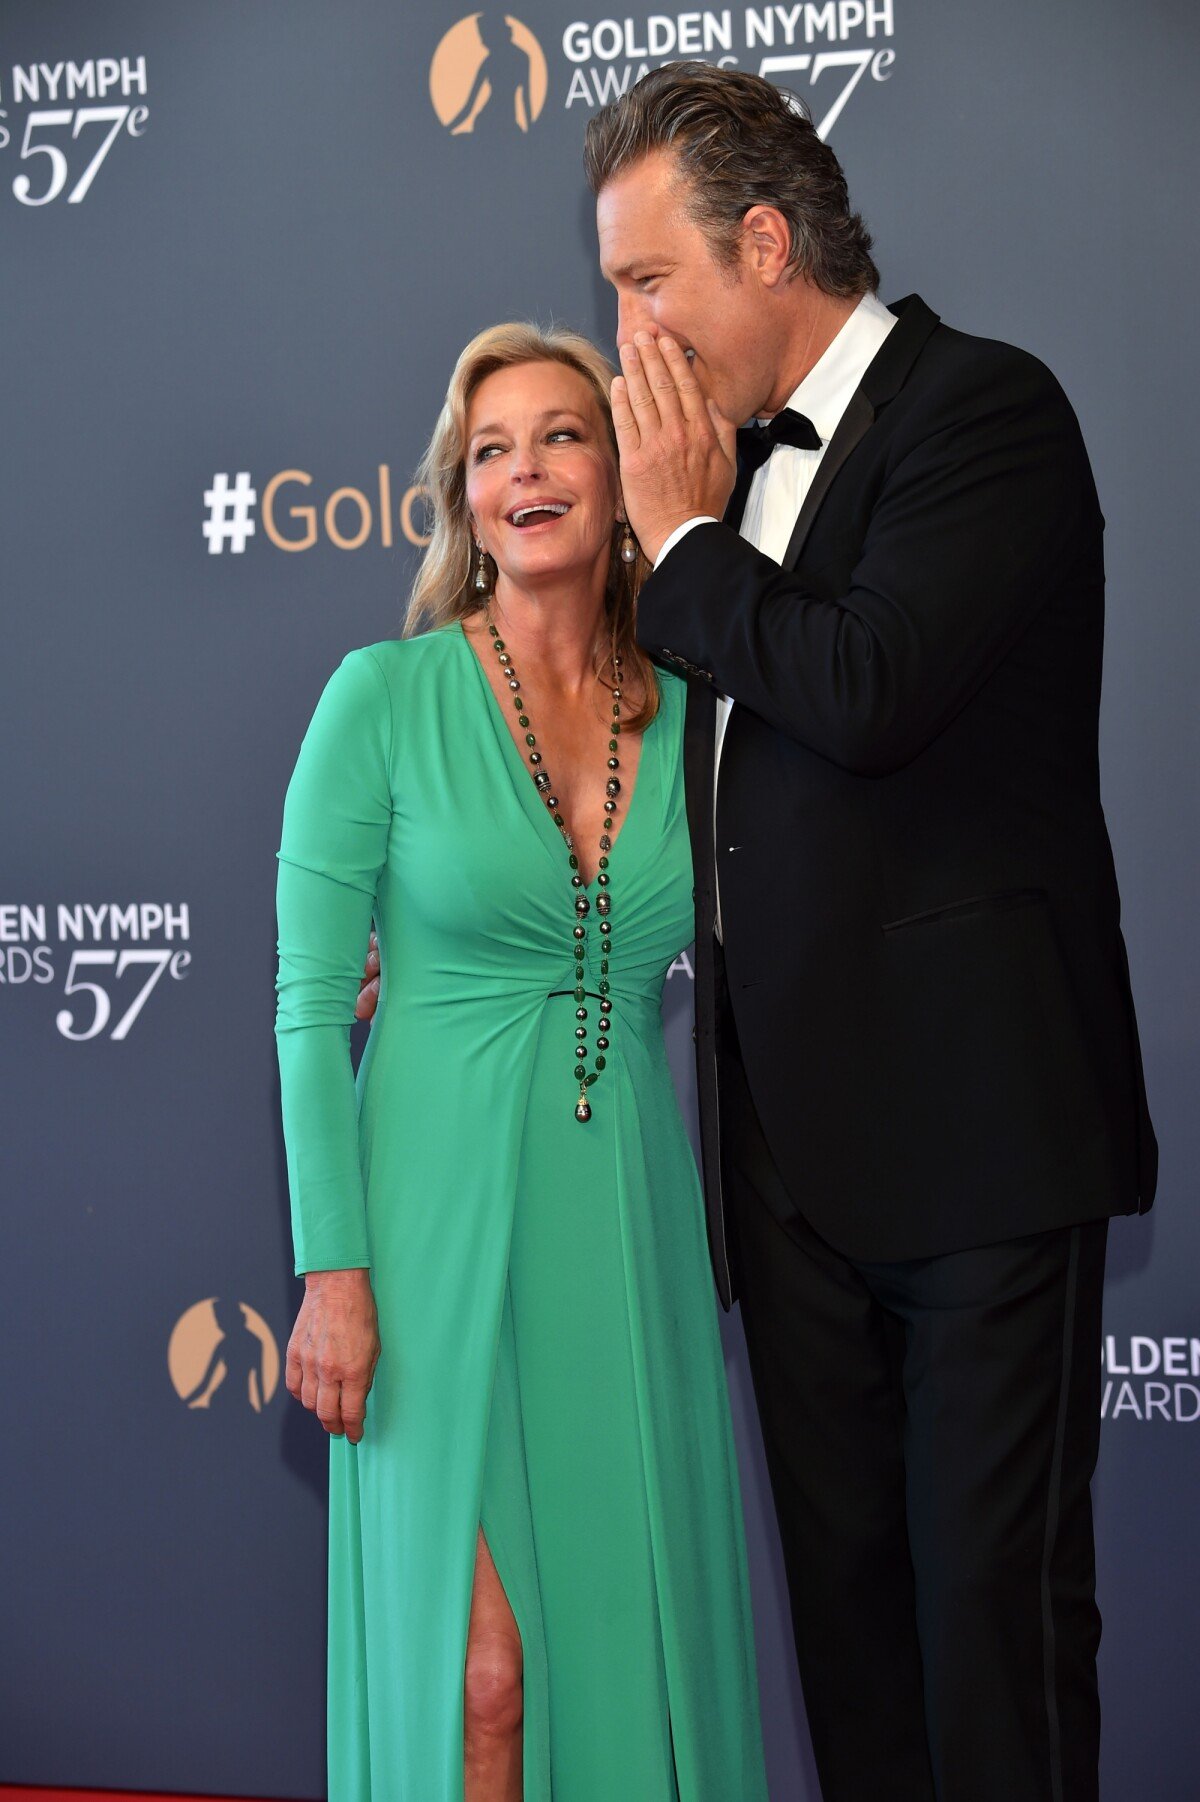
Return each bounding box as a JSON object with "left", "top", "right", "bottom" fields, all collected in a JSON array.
[
  {"left": 723, "top": 457, "right": 754, "bottom": 531},
  {"left": 781, "top": 293, "right": 942, "bottom": 570},
  {"left": 781, "top": 387, "right": 874, "bottom": 569}
]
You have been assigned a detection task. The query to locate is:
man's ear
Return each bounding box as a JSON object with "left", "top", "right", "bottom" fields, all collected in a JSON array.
[{"left": 741, "top": 204, "right": 792, "bottom": 288}]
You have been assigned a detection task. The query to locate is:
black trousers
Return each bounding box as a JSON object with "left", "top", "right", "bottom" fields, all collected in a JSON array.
[{"left": 719, "top": 999, "right": 1108, "bottom": 1802}]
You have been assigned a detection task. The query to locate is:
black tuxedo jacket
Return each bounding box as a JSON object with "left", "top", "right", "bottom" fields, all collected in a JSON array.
[{"left": 637, "top": 296, "right": 1157, "bottom": 1308}]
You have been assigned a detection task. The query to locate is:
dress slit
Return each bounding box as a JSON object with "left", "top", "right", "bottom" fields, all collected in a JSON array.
[{"left": 477, "top": 1265, "right": 553, "bottom": 1799}]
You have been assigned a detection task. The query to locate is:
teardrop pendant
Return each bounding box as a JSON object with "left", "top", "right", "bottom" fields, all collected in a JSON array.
[{"left": 575, "top": 1095, "right": 593, "bottom": 1123}]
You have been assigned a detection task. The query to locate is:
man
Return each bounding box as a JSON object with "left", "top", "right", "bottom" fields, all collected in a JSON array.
[{"left": 585, "top": 63, "right": 1156, "bottom": 1802}]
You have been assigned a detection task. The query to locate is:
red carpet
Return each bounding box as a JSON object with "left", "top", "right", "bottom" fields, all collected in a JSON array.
[{"left": 0, "top": 1791, "right": 290, "bottom": 1802}]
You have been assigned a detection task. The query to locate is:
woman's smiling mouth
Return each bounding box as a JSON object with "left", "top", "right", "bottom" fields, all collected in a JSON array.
[{"left": 506, "top": 501, "right": 573, "bottom": 529}]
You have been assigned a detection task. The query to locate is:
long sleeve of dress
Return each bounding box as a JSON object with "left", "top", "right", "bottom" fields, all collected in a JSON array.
[{"left": 275, "top": 648, "right": 393, "bottom": 1274}]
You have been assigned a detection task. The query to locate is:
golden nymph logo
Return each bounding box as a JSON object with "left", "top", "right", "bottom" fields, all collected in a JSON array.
[
  {"left": 168, "top": 1298, "right": 280, "bottom": 1414},
  {"left": 430, "top": 14, "right": 549, "bottom": 134}
]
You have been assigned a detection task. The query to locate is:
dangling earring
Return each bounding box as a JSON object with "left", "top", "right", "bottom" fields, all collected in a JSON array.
[
  {"left": 620, "top": 521, "right": 638, "bottom": 565},
  {"left": 473, "top": 539, "right": 492, "bottom": 595}
]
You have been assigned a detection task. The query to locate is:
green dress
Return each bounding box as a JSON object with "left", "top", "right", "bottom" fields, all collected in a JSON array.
[{"left": 275, "top": 625, "right": 768, "bottom": 1802}]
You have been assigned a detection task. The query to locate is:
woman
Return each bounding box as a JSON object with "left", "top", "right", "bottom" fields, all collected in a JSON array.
[{"left": 275, "top": 324, "right": 768, "bottom": 1801}]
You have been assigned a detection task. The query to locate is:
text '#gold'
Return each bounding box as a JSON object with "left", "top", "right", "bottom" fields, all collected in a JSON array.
[{"left": 261, "top": 467, "right": 431, "bottom": 551}]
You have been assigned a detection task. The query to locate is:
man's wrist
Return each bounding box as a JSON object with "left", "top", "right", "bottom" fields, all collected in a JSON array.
[{"left": 653, "top": 516, "right": 719, "bottom": 568}]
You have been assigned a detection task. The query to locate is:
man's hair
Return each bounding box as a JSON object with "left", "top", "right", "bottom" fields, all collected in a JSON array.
[{"left": 584, "top": 63, "right": 879, "bottom": 299}]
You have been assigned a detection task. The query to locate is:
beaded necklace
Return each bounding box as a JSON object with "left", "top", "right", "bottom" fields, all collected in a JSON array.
[{"left": 486, "top": 607, "right": 621, "bottom": 1123}]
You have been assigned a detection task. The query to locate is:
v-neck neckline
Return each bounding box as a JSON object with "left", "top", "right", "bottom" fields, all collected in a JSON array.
[{"left": 456, "top": 618, "right": 656, "bottom": 890}]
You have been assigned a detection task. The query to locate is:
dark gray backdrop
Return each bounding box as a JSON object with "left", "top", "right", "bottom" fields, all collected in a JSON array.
[{"left": 1, "top": 2, "right": 1196, "bottom": 1796}]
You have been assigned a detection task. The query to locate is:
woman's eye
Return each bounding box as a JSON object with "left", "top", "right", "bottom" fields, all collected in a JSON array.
[
  {"left": 474, "top": 443, "right": 503, "bottom": 462},
  {"left": 548, "top": 429, "right": 579, "bottom": 444}
]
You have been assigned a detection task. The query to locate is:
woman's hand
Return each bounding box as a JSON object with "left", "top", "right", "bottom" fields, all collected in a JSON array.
[
  {"left": 286, "top": 1268, "right": 381, "bottom": 1444},
  {"left": 355, "top": 929, "right": 380, "bottom": 1021}
]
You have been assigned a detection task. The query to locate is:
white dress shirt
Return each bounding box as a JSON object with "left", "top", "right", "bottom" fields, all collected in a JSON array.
[{"left": 654, "top": 291, "right": 898, "bottom": 937}]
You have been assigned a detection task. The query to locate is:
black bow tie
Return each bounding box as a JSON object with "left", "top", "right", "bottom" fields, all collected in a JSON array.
[{"left": 735, "top": 408, "right": 822, "bottom": 477}]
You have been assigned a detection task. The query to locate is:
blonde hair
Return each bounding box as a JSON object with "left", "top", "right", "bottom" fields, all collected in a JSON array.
[{"left": 403, "top": 321, "right": 658, "bottom": 731}]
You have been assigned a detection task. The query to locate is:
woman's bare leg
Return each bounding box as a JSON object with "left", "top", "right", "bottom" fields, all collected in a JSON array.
[{"left": 464, "top": 1526, "right": 523, "bottom": 1801}]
